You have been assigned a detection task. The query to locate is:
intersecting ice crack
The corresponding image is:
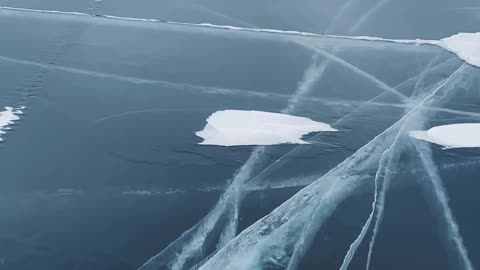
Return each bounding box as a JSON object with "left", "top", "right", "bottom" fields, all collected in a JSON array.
[
  {"left": 338, "top": 65, "right": 448, "bottom": 270},
  {"left": 138, "top": 2, "right": 431, "bottom": 268},
  {"left": 357, "top": 66, "right": 472, "bottom": 270},
  {"left": 286, "top": 65, "right": 470, "bottom": 270},
  {"left": 196, "top": 63, "right": 475, "bottom": 270},
  {"left": 243, "top": 57, "right": 458, "bottom": 193},
  {"left": 338, "top": 64, "right": 468, "bottom": 270},
  {"left": 411, "top": 137, "right": 475, "bottom": 270},
  {"left": 0, "top": 53, "right": 405, "bottom": 112},
  {"left": 77, "top": 6, "right": 474, "bottom": 270},
  {"left": 138, "top": 55, "right": 332, "bottom": 270}
]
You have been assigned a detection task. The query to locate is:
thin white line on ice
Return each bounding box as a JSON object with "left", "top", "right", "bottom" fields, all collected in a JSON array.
[{"left": 0, "top": 6, "right": 440, "bottom": 44}]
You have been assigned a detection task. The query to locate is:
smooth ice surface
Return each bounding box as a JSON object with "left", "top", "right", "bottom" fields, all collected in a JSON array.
[
  {"left": 0, "top": 106, "right": 24, "bottom": 141},
  {"left": 196, "top": 110, "right": 337, "bottom": 146},
  {"left": 410, "top": 123, "right": 480, "bottom": 149}
]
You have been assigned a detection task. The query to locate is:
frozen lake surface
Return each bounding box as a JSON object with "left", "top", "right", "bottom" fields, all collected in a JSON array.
[{"left": 0, "top": 0, "right": 479, "bottom": 270}]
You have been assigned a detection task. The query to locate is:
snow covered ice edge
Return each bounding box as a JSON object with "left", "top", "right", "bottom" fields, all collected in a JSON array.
[
  {"left": 1, "top": 7, "right": 480, "bottom": 67},
  {"left": 410, "top": 123, "right": 480, "bottom": 149}
]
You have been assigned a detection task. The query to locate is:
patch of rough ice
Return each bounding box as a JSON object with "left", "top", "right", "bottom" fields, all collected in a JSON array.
[
  {"left": 196, "top": 110, "right": 337, "bottom": 146},
  {"left": 410, "top": 123, "right": 480, "bottom": 149},
  {"left": 0, "top": 106, "right": 24, "bottom": 141}
]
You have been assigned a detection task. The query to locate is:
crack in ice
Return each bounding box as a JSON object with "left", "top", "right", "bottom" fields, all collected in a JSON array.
[
  {"left": 197, "top": 63, "right": 472, "bottom": 270},
  {"left": 365, "top": 65, "right": 469, "bottom": 270},
  {"left": 349, "top": 0, "right": 391, "bottom": 34},
  {"left": 245, "top": 57, "right": 458, "bottom": 190},
  {"left": 137, "top": 2, "right": 407, "bottom": 267},
  {"left": 411, "top": 139, "right": 475, "bottom": 270},
  {"left": 0, "top": 4, "right": 477, "bottom": 270},
  {"left": 0, "top": 55, "right": 347, "bottom": 104},
  {"left": 138, "top": 55, "right": 331, "bottom": 270},
  {"left": 338, "top": 57, "right": 462, "bottom": 270}
]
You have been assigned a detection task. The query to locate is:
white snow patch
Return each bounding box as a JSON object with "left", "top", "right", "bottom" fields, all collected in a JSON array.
[
  {"left": 0, "top": 106, "right": 24, "bottom": 141},
  {"left": 410, "top": 123, "right": 480, "bottom": 149},
  {"left": 439, "top": 33, "right": 480, "bottom": 68},
  {"left": 196, "top": 110, "right": 337, "bottom": 146}
]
